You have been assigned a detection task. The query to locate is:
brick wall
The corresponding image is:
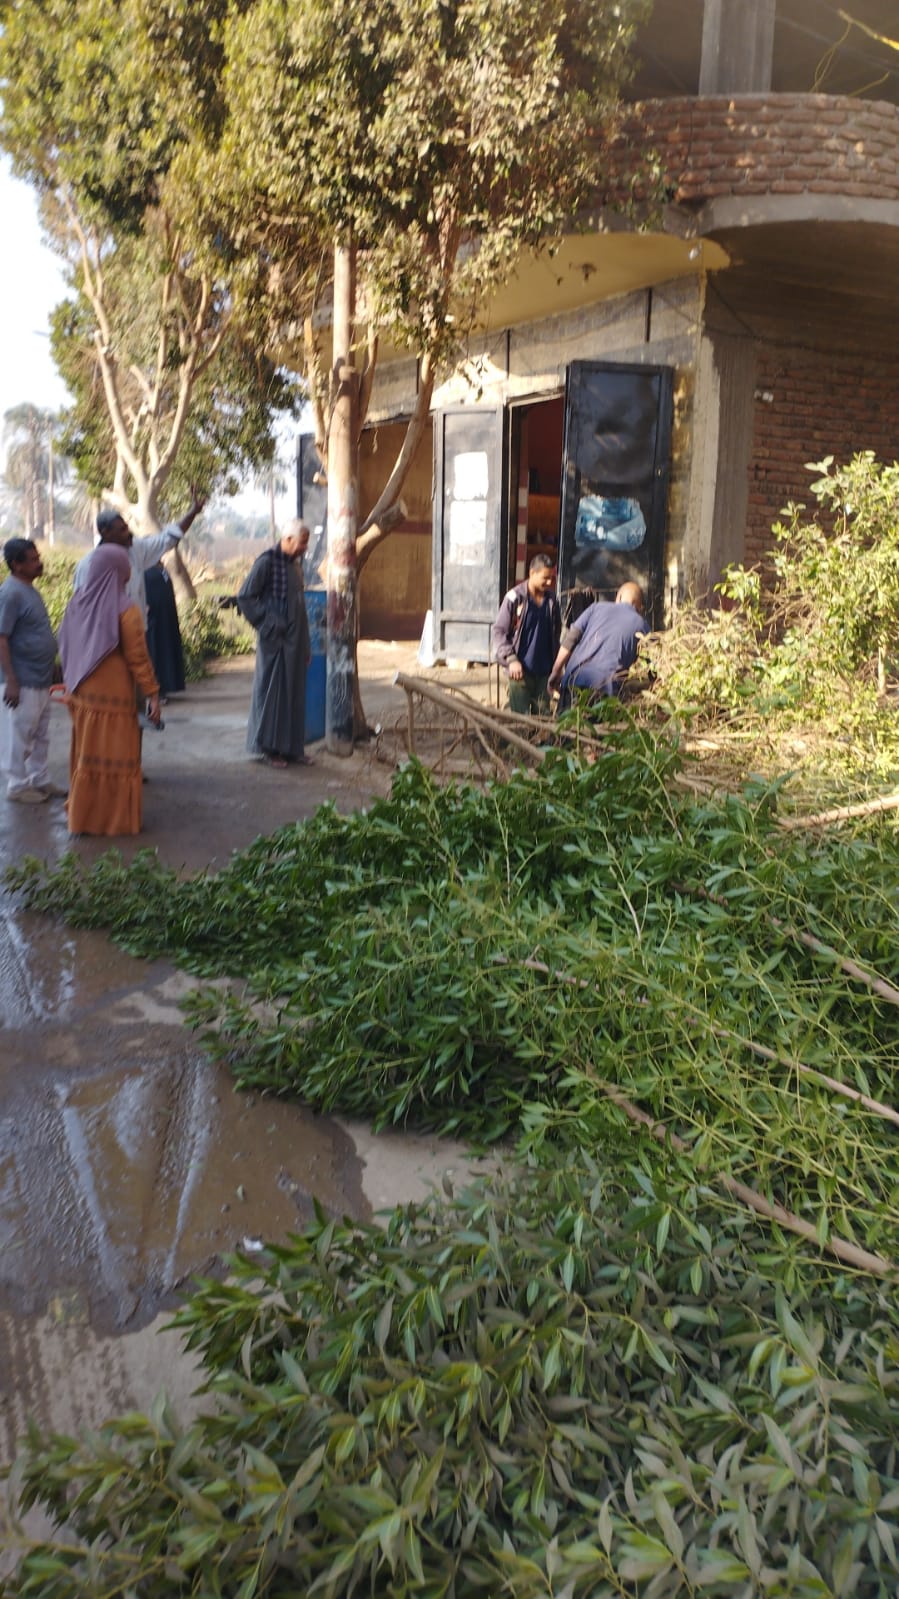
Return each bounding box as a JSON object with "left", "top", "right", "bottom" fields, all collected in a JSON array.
[
  {"left": 619, "top": 95, "right": 899, "bottom": 206},
  {"left": 746, "top": 348, "right": 899, "bottom": 569}
]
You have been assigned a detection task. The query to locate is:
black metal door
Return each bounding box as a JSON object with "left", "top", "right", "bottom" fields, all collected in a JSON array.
[
  {"left": 558, "top": 362, "right": 673, "bottom": 628},
  {"left": 432, "top": 407, "right": 506, "bottom": 662}
]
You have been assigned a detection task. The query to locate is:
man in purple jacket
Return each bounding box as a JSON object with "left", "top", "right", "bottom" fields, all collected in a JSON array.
[{"left": 491, "top": 555, "right": 562, "bottom": 715}]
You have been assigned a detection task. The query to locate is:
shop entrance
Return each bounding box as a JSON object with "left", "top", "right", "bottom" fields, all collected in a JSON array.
[{"left": 431, "top": 361, "right": 673, "bottom": 661}]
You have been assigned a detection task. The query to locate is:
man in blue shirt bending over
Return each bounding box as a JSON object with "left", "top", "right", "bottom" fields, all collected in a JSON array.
[{"left": 547, "top": 582, "right": 647, "bottom": 709}]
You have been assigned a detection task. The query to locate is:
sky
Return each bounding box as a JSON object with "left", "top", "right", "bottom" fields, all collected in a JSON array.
[
  {"left": 0, "top": 155, "right": 72, "bottom": 425},
  {"left": 0, "top": 154, "right": 297, "bottom": 520}
]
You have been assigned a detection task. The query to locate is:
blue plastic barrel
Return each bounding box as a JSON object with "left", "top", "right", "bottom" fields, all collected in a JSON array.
[{"left": 304, "top": 587, "right": 327, "bottom": 744}]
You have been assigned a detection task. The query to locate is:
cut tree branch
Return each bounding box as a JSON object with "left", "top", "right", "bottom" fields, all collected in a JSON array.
[
  {"left": 357, "top": 352, "right": 435, "bottom": 570},
  {"left": 779, "top": 790, "right": 899, "bottom": 830}
]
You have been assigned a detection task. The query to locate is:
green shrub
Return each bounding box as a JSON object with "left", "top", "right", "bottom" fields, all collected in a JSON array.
[
  {"left": 180, "top": 595, "right": 253, "bottom": 681},
  {"left": 647, "top": 568, "right": 764, "bottom": 719},
  {"left": 652, "top": 455, "right": 899, "bottom": 780},
  {"left": 34, "top": 546, "right": 79, "bottom": 632}
]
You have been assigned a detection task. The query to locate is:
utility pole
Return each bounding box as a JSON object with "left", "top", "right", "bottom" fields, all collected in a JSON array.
[
  {"left": 326, "top": 235, "right": 360, "bottom": 756},
  {"left": 47, "top": 429, "right": 55, "bottom": 546},
  {"left": 699, "top": 0, "right": 775, "bottom": 93}
]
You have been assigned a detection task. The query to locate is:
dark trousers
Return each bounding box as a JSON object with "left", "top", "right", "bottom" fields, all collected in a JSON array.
[{"left": 507, "top": 671, "right": 550, "bottom": 715}]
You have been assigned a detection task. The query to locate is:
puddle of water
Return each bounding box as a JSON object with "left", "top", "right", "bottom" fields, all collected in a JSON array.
[
  {"left": 0, "top": 1049, "right": 367, "bottom": 1336},
  {"left": 0, "top": 905, "right": 155, "bottom": 1030}
]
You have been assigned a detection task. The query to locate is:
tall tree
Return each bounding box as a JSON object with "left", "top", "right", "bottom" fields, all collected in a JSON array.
[
  {"left": 1, "top": 403, "right": 59, "bottom": 541},
  {"left": 0, "top": 0, "right": 300, "bottom": 599},
  {"left": 180, "top": 0, "right": 651, "bottom": 742},
  {"left": 252, "top": 453, "right": 290, "bottom": 537}
]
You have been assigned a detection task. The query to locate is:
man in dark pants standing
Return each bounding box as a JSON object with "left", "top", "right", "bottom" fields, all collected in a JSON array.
[
  {"left": 144, "top": 562, "right": 186, "bottom": 702},
  {"left": 491, "top": 554, "right": 561, "bottom": 715}
]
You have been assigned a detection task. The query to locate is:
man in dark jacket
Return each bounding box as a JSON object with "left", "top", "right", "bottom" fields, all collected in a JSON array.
[{"left": 491, "top": 554, "right": 561, "bottom": 714}]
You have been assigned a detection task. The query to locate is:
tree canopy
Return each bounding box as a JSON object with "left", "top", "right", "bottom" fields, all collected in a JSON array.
[
  {"left": 0, "top": 0, "right": 300, "bottom": 560},
  {"left": 1, "top": 0, "right": 650, "bottom": 617},
  {"left": 209, "top": 0, "right": 647, "bottom": 347},
  {"left": 179, "top": 0, "right": 651, "bottom": 556}
]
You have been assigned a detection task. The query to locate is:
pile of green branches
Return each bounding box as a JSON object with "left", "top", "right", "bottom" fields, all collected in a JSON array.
[
  {"left": 7, "top": 1162, "right": 899, "bottom": 1597},
  {"left": 6, "top": 726, "right": 899, "bottom": 1593},
  {"left": 8, "top": 727, "right": 899, "bottom": 1263}
]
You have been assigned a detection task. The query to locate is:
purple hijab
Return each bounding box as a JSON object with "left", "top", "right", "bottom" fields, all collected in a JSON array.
[{"left": 59, "top": 544, "right": 134, "bottom": 693}]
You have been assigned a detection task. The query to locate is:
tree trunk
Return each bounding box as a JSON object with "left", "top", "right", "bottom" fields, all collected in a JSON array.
[
  {"left": 166, "top": 542, "right": 197, "bottom": 608},
  {"left": 326, "top": 236, "right": 360, "bottom": 757},
  {"left": 30, "top": 470, "right": 42, "bottom": 539}
]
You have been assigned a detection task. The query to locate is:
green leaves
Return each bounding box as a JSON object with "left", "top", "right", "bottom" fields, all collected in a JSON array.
[
  {"left": 7, "top": 1161, "right": 899, "bottom": 1595},
  {"left": 655, "top": 454, "right": 899, "bottom": 784},
  {"left": 7, "top": 735, "right": 899, "bottom": 1264},
  {"left": 0, "top": 0, "right": 303, "bottom": 520},
  {"left": 6, "top": 729, "right": 899, "bottom": 1592},
  {"left": 209, "top": 0, "right": 653, "bottom": 363}
]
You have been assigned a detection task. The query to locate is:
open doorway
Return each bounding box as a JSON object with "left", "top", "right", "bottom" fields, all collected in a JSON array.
[{"left": 506, "top": 396, "right": 564, "bottom": 590}]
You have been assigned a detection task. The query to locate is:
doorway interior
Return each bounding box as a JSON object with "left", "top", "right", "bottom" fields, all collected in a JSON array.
[{"left": 506, "top": 396, "right": 564, "bottom": 591}]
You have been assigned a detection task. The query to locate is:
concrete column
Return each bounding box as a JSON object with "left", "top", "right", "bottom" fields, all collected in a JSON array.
[
  {"left": 699, "top": 0, "right": 776, "bottom": 94},
  {"left": 683, "top": 315, "right": 756, "bottom": 598}
]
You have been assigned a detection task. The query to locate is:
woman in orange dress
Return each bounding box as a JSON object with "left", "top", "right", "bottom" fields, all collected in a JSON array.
[{"left": 58, "top": 543, "right": 161, "bottom": 836}]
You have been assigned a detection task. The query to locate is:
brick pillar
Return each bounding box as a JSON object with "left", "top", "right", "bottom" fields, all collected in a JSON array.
[
  {"left": 684, "top": 320, "right": 757, "bottom": 599},
  {"left": 699, "top": 0, "right": 775, "bottom": 94}
]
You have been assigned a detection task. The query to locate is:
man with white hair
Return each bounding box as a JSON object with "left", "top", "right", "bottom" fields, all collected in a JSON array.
[{"left": 237, "top": 519, "right": 313, "bottom": 769}]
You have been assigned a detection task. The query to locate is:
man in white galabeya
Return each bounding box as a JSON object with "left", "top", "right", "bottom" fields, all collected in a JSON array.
[{"left": 73, "top": 494, "right": 205, "bottom": 627}]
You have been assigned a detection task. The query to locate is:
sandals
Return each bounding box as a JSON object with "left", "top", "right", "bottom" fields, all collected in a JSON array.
[{"left": 264, "top": 754, "right": 314, "bottom": 769}]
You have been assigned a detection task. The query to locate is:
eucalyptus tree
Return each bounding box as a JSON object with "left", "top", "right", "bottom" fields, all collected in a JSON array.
[
  {"left": 1, "top": 402, "right": 60, "bottom": 541},
  {"left": 0, "top": 0, "right": 300, "bottom": 600},
  {"left": 179, "top": 0, "right": 652, "bottom": 742}
]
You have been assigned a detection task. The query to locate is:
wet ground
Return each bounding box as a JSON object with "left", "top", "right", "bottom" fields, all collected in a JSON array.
[{"left": 0, "top": 645, "right": 498, "bottom": 1554}]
